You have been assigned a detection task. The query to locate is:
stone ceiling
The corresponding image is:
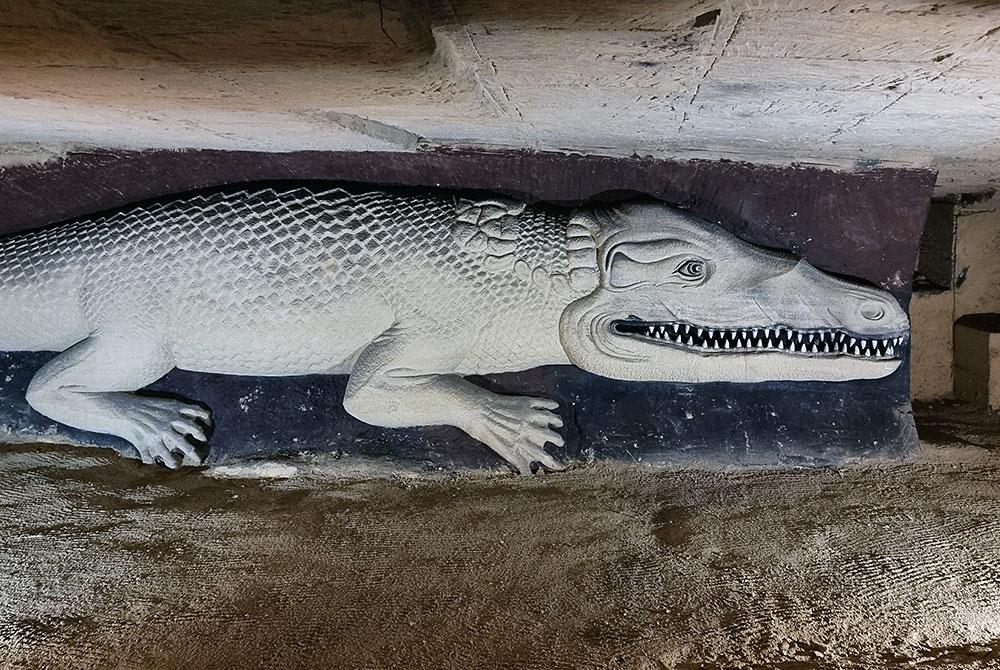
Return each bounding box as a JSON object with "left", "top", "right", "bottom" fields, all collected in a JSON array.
[{"left": 1, "top": 0, "right": 997, "bottom": 194}]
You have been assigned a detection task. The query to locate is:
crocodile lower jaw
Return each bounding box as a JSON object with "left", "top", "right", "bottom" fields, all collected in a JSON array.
[{"left": 611, "top": 319, "right": 907, "bottom": 360}]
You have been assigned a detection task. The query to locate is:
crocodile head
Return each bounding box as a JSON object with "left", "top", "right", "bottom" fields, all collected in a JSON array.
[{"left": 559, "top": 202, "right": 909, "bottom": 383}]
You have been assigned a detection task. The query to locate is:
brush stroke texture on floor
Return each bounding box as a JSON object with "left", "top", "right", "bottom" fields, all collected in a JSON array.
[{"left": 2, "top": 401, "right": 1000, "bottom": 669}]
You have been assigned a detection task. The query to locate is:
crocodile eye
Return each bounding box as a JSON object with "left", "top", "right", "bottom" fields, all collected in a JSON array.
[{"left": 675, "top": 258, "right": 706, "bottom": 281}]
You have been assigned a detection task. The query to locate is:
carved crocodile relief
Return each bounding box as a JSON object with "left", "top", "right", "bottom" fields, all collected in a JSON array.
[{"left": 0, "top": 186, "right": 909, "bottom": 473}]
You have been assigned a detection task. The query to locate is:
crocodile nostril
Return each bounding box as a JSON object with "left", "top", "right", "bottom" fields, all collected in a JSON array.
[{"left": 861, "top": 303, "right": 885, "bottom": 321}]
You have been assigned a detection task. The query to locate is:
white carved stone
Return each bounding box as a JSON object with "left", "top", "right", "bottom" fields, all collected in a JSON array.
[{"left": 0, "top": 188, "right": 908, "bottom": 473}]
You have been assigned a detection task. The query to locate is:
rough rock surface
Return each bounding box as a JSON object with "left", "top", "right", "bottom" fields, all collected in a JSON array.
[
  {"left": 2, "top": 401, "right": 1000, "bottom": 669},
  {"left": 1, "top": 0, "right": 998, "bottom": 193}
]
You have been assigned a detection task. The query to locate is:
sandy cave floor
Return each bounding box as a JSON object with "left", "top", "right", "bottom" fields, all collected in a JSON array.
[{"left": 3, "top": 402, "right": 1000, "bottom": 669}]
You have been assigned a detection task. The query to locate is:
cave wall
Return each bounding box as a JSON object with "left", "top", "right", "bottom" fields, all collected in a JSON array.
[{"left": 910, "top": 193, "right": 1000, "bottom": 401}]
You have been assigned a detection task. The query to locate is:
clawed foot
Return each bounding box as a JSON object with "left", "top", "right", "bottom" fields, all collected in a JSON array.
[
  {"left": 466, "top": 394, "right": 565, "bottom": 475},
  {"left": 125, "top": 397, "right": 212, "bottom": 469}
]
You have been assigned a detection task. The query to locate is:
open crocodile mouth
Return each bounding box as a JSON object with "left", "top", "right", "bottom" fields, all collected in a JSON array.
[{"left": 611, "top": 319, "right": 906, "bottom": 359}]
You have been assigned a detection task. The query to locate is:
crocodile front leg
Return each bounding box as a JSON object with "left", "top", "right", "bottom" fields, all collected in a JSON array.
[{"left": 343, "top": 327, "right": 565, "bottom": 475}]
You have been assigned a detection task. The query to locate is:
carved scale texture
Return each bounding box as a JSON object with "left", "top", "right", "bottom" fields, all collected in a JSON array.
[
  {"left": 0, "top": 187, "right": 587, "bottom": 375},
  {"left": 450, "top": 199, "right": 597, "bottom": 298}
]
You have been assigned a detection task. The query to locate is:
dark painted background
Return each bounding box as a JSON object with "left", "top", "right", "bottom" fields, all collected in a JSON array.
[{"left": 0, "top": 150, "right": 935, "bottom": 470}]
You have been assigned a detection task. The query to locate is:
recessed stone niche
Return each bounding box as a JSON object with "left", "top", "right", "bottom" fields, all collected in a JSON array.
[
  {"left": 0, "top": 150, "right": 934, "bottom": 473},
  {"left": 954, "top": 314, "right": 1000, "bottom": 411}
]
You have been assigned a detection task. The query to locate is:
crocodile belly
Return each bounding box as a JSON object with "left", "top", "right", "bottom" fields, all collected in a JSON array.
[{"left": 170, "top": 291, "right": 394, "bottom": 376}]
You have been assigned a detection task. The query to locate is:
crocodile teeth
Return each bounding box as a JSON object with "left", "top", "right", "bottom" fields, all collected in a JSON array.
[{"left": 613, "top": 320, "right": 905, "bottom": 361}]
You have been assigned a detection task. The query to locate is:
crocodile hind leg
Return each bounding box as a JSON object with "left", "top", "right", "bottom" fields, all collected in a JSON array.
[
  {"left": 343, "top": 326, "right": 565, "bottom": 475},
  {"left": 24, "top": 332, "right": 211, "bottom": 468}
]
